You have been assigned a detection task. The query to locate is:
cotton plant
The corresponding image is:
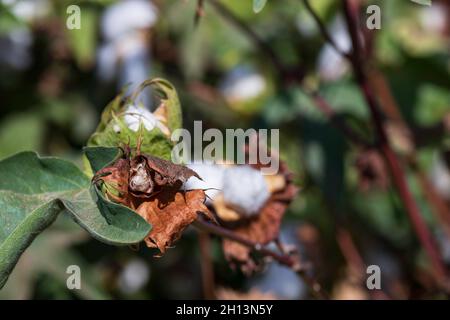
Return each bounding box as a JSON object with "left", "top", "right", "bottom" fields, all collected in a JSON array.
[
  {"left": 218, "top": 65, "right": 272, "bottom": 115},
  {"left": 97, "top": 0, "right": 158, "bottom": 105},
  {"left": 186, "top": 159, "right": 298, "bottom": 274}
]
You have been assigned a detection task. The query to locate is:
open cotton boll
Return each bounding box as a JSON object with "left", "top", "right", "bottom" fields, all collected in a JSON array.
[
  {"left": 185, "top": 163, "right": 225, "bottom": 204},
  {"left": 430, "top": 155, "right": 450, "bottom": 200},
  {"left": 222, "top": 166, "right": 270, "bottom": 217},
  {"left": 420, "top": 3, "right": 447, "bottom": 34},
  {"left": 219, "top": 66, "right": 266, "bottom": 102},
  {"left": 317, "top": 16, "right": 351, "bottom": 81},
  {"left": 122, "top": 104, "right": 167, "bottom": 133},
  {"left": 117, "top": 259, "right": 150, "bottom": 295},
  {"left": 3, "top": 0, "right": 50, "bottom": 22},
  {"left": 101, "top": 0, "right": 158, "bottom": 41}
]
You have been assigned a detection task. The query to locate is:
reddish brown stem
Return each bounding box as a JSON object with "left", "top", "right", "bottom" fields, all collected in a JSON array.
[
  {"left": 194, "top": 219, "right": 328, "bottom": 299},
  {"left": 309, "top": 90, "right": 372, "bottom": 147},
  {"left": 302, "top": 0, "right": 351, "bottom": 59},
  {"left": 198, "top": 231, "right": 216, "bottom": 299},
  {"left": 341, "top": 0, "right": 448, "bottom": 284}
]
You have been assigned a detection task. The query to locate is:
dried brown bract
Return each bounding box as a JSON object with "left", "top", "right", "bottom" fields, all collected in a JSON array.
[
  {"left": 220, "top": 161, "right": 299, "bottom": 274},
  {"left": 136, "top": 189, "right": 214, "bottom": 254},
  {"left": 92, "top": 145, "right": 213, "bottom": 254}
]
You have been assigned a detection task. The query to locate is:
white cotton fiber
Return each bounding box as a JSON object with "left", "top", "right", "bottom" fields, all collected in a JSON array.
[
  {"left": 123, "top": 104, "right": 167, "bottom": 133},
  {"left": 222, "top": 166, "right": 270, "bottom": 217},
  {"left": 185, "top": 163, "right": 226, "bottom": 204},
  {"left": 101, "top": 0, "right": 158, "bottom": 41}
]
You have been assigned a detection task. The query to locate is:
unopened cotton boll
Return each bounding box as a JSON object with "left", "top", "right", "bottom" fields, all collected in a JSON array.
[
  {"left": 222, "top": 166, "right": 270, "bottom": 217},
  {"left": 186, "top": 163, "right": 225, "bottom": 204}
]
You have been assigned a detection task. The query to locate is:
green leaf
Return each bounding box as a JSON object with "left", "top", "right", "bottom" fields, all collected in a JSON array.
[
  {"left": 65, "top": 6, "right": 97, "bottom": 69},
  {"left": 132, "top": 78, "right": 183, "bottom": 132},
  {"left": 83, "top": 146, "right": 122, "bottom": 173},
  {"left": 0, "top": 152, "right": 151, "bottom": 288},
  {"left": 253, "top": 0, "right": 267, "bottom": 13},
  {"left": 88, "top": 78, "right": 183, "bottom": 160},
  {"left": 410, "top": 0, "right": 432, "bottom": 6}
]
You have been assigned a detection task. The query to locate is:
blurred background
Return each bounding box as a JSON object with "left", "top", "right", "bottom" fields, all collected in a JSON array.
[{"left": 0, "top": 0, "right": 449, "bottom": 299}]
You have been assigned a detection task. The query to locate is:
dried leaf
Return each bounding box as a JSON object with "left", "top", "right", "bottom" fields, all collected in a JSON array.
[
  {"left": 136, "top": 189, "right": 214, "bottom": 254},
  {"left": 221, "top": 162, "right": 298, "bottom": 274},
  {"left": 143, "top": 154, "right": 202, "bottom": 186}
]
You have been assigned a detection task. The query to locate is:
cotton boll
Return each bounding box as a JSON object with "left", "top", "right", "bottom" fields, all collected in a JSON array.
[
  {"left": 430, "top": 155, "right": 450, "bottom": 200},
  {"left": 97, "top": 42, "right": 118, "bottom": 82},
  {"left": 0, "top": 29, "right": 32, "bottom": 70},
  {"left": 222, "top": 166, "right": 270, "bottom": 217},
  {"left": 117, "top": 259, "right": 150, "bottom": 295},
  {"left": 118, "top": 39, "right": 151, "bottom": 106},
  {"left": 249, "top": 225, "right": 308, "bottom": 299},
  {"left": 420, "top": 3, "right": 447, "bottom": 34},
  {"left": 219, "top": 66, "right": 267, "bottom": 102},
  {"left": 101, "top": 0, "right": 158, "bottom": 41},
  {"left": 4, "top": 0, "right": 50, "bottom": 22},
  {"left": 317, "top": 16, "right": 351, "bottom": 81},
  {"left": 186, "top": 163, "right": 225, "bottom": 203},
  {"left": 123, "top": 104, "right": 168, "bottom": 133}
]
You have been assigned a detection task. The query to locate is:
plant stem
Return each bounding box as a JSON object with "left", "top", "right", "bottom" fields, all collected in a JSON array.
[
  {"left": 194, "top": 219, "right": 329, "bottom": 299},
  {"left": 198, "top": 231, "right": 216, "bottom": 299},
  {"left": 341, "top": 0, "right": 448, "bottom": 283},
  {"left": 301, "top": 0, "right": 351, "bottom": 59},
  {"left": 208, "top": 0, "right": 299, "bottom": 83}
]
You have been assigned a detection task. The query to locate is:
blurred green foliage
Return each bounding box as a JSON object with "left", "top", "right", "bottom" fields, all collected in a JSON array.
[{"left": 0, "top": 0, "right": 449, "bottom": 299}]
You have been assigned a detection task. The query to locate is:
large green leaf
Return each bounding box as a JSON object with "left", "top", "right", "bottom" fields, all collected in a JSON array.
[
  {"left": 83, "top": 146, "right": 122, "bottom": 173},
  {"left": 0, "top": 152, "right": 151, "bottom": 288}
]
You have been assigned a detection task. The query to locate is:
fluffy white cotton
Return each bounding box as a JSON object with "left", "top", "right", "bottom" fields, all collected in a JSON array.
[
  {"left": 317, "top": 16, "right": 351, "bottom": 81},
  {"left": 222, "top": 166, "right": 270, "bottom": 217},
  {"left": 117, "top": 259, "right": 150, "bottom": 295},
  {"left": 3, "top": 0, "right": 50, "bottom": 21},
  {"left": 122, "top": 104, "right": 165, "bottom": 133},
  {"left": 101, "top": 0, "right": 158, "bottom": 41},
  {"left": 185, "top": 163, "right": 270, "bottom": 215},
  {"left": 430, "top": 155, "right": 450, "bottom": 200},
  {"left": 185, "top": 163, "right": 226, "bottom": 204},
  {"left": 220, "top": 66, "right": 266, "bottom": 102},
  {"left": 420, "top": 3, "right": 447, "bottom": 34},
  {"left": 0, "top": 29, "right": 32, "bottom": 70}
]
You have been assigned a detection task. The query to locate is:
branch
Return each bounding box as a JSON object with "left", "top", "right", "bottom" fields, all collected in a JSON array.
[
  {"left": 198, "top": 230, "right": 216, "bottom": 299},
  {"left": 308, "top": 89, "right": 372, "bottom": 147},
  {"left": 193, "top": 219, "right": 329, "bottom": 299},
  {"left": 341, "top": 0, "right": 448, "bottom": 284},
  {"left": 208, "top": 0, "right": 299, "bottom": 83},
  {"left": 301, "top": 0, "right": 351, "bottom": 59}
]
